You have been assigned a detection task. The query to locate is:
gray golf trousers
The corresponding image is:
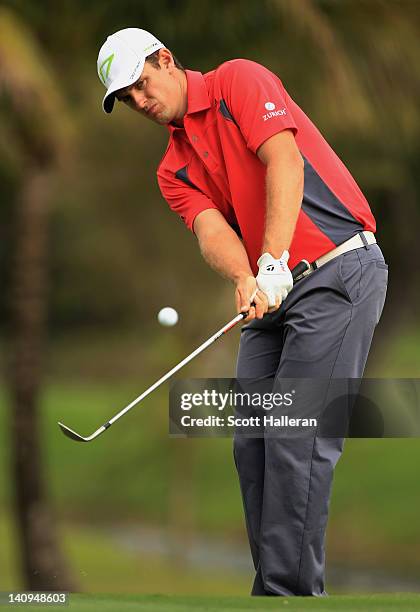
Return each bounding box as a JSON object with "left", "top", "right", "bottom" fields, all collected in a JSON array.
[{"left": 234, "top": 242, "right": 388, "bottom": 596}]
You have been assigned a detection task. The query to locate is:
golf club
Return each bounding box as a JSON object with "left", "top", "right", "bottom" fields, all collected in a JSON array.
[{"left": 58, "top": 259, "right": 310, "bottom": 442}]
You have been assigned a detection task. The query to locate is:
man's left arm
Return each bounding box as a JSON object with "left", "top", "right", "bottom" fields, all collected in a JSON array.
[
  {"left": 257, "top": 129, "right": 304, "bottom": 258},
  {"left": 253, "top": 130, "right": 304, "bottom": 310}
]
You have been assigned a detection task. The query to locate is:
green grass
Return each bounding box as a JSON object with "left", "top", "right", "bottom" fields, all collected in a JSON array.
[
  {"left": 366, "top": 325, "right": 420, "bottom": 377},
  {"left": 0, "top": 381, "right": 245, "bottom": 529},
  {"left": 0, "top": 509, "right": 19, "bottom": 588},
  {"left": 2, "top": 593, "right": 420, "bottom": 611},
  {"left": 0, "top": 512, "right": 250, "bottom": 595}
]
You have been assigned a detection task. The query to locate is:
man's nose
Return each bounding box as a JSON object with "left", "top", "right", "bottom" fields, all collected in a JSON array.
[{"left": 131, "top": 90, "right": 147, "bottom": 111}]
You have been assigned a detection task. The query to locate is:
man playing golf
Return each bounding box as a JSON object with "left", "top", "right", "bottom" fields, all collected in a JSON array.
[{"left": 97, "top": 28, "right": 388, "bottom": 596}]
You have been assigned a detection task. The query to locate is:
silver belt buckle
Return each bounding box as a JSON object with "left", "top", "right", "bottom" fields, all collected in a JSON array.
[{"left": 294, "top": 265, "right": 313, "bottom": 282}]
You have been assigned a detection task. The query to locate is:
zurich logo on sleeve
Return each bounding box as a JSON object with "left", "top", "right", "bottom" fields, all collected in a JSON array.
[{"left": 262, "top": 101, "right": 287, "bottom": 122}]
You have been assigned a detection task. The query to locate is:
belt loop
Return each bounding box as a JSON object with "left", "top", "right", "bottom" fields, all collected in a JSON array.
[{"left": 359, "top": 231, "right": 370, "bottom": 250}]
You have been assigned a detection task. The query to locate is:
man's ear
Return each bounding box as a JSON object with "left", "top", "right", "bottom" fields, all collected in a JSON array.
[{"left": 159, "top": 48, "right": 175, "bottom": 70}]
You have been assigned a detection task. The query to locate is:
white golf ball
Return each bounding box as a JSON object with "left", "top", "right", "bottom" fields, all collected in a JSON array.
[{"left": 157, "top": 307, "right": 179, "bottom": 327}]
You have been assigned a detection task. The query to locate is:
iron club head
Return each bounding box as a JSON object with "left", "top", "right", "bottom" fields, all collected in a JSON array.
[{"left": 58, "top": 422, "right": 108, "bottom": 442}]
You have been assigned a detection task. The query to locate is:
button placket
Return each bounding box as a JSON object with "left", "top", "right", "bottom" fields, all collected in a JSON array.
[
  {"left": 190, "top": 133, "right": 207, "bottom": 161},
  {"left": 187, "top": 124, "right": 218, "bottom": 171}
]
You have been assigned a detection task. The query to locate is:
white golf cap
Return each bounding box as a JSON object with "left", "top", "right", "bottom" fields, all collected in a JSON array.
[{"left": 97, "top": 28, "right": 164, "bottom": 113}]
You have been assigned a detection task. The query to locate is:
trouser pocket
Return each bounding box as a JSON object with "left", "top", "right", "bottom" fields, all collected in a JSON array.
[{"left": 337, "top": 250, "right": 362, "bottom": 302}]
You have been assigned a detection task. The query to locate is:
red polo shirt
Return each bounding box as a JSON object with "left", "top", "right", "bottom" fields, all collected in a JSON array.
[{"left": 157, "top": 59, "right": 376, "bottom": 273}]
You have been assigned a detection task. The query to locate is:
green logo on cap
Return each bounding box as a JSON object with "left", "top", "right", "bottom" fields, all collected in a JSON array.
[{"left": 99, "top": 53, "right": 115, "bottom": 85}]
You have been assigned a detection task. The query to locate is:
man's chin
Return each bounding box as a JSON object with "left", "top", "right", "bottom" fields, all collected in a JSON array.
[
  {"left": 154, "top": 116, "right": 170, "bottom": 125},
  {"left": 142, "top": 109, "right": 172, "bottom": 126},
  {"left": 154, "top": 109, "right": 174, "bottom": 125}
]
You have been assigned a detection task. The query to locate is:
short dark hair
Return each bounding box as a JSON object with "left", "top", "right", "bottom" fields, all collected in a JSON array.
[{"left": 145, "top": 49, "right": 185, "bottom": 71}]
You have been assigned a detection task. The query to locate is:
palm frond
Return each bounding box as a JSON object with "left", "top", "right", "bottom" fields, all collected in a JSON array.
[{"left": 0, "top": 7, "right": 73, "bottom": 165}]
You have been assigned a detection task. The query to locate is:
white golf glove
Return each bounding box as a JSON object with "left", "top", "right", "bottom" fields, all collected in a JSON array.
[{"left": 256, "top": 250, "right": 293, "bottom": 308}]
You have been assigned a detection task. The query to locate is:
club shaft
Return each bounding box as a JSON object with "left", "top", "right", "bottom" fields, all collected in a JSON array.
[
  {"left": 59, "top": 259, "right": 310, "bottom": 441},
  {"left": 107, "top": 312, "right": 245, "bottom": 426}
]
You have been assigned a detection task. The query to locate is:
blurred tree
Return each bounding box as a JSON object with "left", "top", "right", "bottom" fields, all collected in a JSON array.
[{"left": 0, "top": 8, "right": 76, "bottom": 590}]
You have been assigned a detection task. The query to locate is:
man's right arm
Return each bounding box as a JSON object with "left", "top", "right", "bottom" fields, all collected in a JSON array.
[
  {"left": 157, "top": 167, "right": 267, "bottom": 318},
  {"left": 193, "top": 209, "right": 268, "bottom": 320}
]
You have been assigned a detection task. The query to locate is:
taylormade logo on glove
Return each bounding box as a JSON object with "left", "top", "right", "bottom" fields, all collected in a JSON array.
[{"left": 256, "top": 251, "right": 293, "bottom": 308}]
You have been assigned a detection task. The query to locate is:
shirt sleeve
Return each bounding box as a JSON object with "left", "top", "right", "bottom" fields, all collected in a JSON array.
[
  {"left": 219, "top": 59, "right": 298, "bottom": 154},
  {"left": 157, "top": 166, "right": 218, "bottom": 233}
]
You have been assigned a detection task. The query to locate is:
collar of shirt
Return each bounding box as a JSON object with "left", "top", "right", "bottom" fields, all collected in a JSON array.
[{"left": 167, "top": 69, "right": 210, "bottom": 133}]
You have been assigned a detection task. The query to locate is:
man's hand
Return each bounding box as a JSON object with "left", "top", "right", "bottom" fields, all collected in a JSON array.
[
  {"left": 235, "top": 274, "right": 269, "bottom": 322},
  {"left": 256, "top": 250, "right": 293, "bottom": 311}
]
